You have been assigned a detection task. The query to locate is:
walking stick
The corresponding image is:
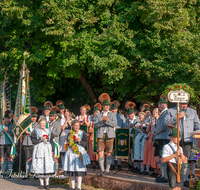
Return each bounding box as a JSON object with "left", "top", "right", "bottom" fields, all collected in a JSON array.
[
  {"left": 177, "top": 102, "right": 180, "bottom": 183},
  {"left": 19, "top": 136, "right": 22, "bottom": 182}
]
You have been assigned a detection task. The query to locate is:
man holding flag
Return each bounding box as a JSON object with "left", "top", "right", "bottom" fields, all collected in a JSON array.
[{"left": 0, "top": 114, "right": 15, "bottom": 177}]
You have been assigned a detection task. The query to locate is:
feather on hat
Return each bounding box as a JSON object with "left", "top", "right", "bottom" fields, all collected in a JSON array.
[
  {"left": 84, "top": 104, "right": 91, "bottom": 111},
  {"left": 112, "top": 100, "right": 120, "bottom": 108},
  {"left": 31, "top": 106, "right": 38, "bottom": 113},
  {"left": 98, "top": 93, "right": 110, "bottom": 104},
  {"left": 125, "top": 101, "right": 136, "bottom": 110},
  {"left": 94, "top": 103, "right": 102, "bottom": 111},
  {"left": 44, "top": 101, "right": 53, "bottom": 108},
  {"left": 51, "top": 106, "right": 60, "bottom": 112},
  {"left": 56, "top": 100, "right": 65, "bottom": 106}
]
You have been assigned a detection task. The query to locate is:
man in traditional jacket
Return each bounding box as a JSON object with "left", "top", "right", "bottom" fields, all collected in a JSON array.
[
  {"left": 22, "top": 107, "right": 39, "bottom": 179},
  {"left": 48, "top": 107, "right": 62, "bottom": 173},
  {"left": 94, "top": 93, "right": 117, "bottom": 176},
  {"left": 43, "top": 101, "right": 53, "bottom": 125},
  {"left": 110, "top": 100, "right": 125, "bottom": 170},
  {"left": 0, "top": 114, "right": 14, "bottom": 177},
  {"left": 166, "top": 102, "right": 200, "bottom": 187},
  {"left": 152, "top": 97, "right": 170, "bottom": 183}
]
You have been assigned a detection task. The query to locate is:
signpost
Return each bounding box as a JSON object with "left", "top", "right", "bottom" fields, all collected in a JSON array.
[{"left": 167, "top": 89, "right": 190, "bottom": 182}]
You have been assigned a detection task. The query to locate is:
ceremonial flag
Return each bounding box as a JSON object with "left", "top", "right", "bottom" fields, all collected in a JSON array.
[
  {"left": 12, "top": 63, "right": 32, "bottom": 141},
  {"left": 0, "top": 80, "right": 6, "bottom": 124}
]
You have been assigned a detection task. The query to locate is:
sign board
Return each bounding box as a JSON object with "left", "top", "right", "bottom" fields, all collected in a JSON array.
[{"left": 168, "top": 89, "right": 190, "bottom": 103}]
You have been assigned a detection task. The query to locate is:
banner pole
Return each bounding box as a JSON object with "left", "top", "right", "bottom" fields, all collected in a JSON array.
[
  {"left": 177, "top": 102, "right": 180, "bottom": 182},
  {"left": 18, "top": 136, "right": 22, "bottom": 181}
]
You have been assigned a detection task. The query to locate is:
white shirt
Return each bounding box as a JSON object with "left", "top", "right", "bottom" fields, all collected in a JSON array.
[
  {"left": 102, "top": 110, "right": 110, "bottom": 133},
  {"left": 162, "top": 141, "right": 183, "bottom": 164},
  {"left": 46, "top": 116, "right": 49, "bottom": 122},
  {"left": 60, "top": 115, "right": 66, "bottom": 126},
  {"left": 161, "top": 108, "right": 168, "bottom": 115}
]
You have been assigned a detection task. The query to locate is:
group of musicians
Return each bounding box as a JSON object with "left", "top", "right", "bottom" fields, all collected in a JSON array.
[{"left": 0, "top": 92, "right": 200, "bottom": 189}]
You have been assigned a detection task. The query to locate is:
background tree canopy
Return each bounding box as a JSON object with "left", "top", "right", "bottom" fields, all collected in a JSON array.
[{"left": 0, "top": 0, "right": 200, "bottom": 113}]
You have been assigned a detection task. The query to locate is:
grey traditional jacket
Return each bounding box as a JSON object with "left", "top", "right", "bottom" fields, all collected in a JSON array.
[
  {"left": 152, "top": 109, "right": 170, "bottom": 140},
  {"left": 166, "top": 107, "right": 200, "bottom": 142},
  {"left": 49, "top": 120, "right": 62, "bottom": 143},
  {"left": 23, "top": 122, "right": 39, "bottom": 146},
  {"left": 0, "top": 123, "right": 13, "bottom": 145},
  {"left": 94, "top": 111, "right": 117, "bottom": 138}
]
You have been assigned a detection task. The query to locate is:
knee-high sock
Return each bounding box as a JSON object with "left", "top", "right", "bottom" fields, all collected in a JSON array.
[
  {"left": 39, "top": 178, "right": 44, "bottom": 186},
  {"left": 70, "top": 176, "right": 75, "bottom": 189},
  {"left": 44, "top": 178, "right": 49, "bottom": 186},
  {"left": 191, "top": 162, "right": 196, "bottom": 175},
  {"left": 77, "top": 176, "right": 82, "bottom": 189},
  {"left": 8, "top": 161, "right": 13, "bottom": 174},
  {"left": 118, "top": 159, "right": 121, "bottom": 165},
  {"left": 157, "top": 160, "right": 162, "bottom": 176},
  {"left": 98, "top": 157, "right": 104, "bottom": 172},
  {"left": 111, "top": 154, "right": 115, "bottom": 165},
  {"left": 146, "top": 165, "right": 150, "bottom": 172},
  {"left": 140, "top": 163, "right": 144, "bottom": 172},
  {"left": 56, "top": 163, "right": 59, "bottom": 171},
  {"left": 128, "top": 154, "right": 132, "bottom": 165},
  {"left": 25, "top": 161, "right": 30, "bottom": 176},
  {"left": 5, "top": 158, "right": 8, "bottom": 171},
  {"left": 161, "top": 162, "right": 167, "bottom": 179},
  {"left": 1, "top": 161, "right": 6, "bottom": 174},
  {"left": 183, "top": 163, "right": 189, "bottom": 182},
  {"left": 106, "top": 156, "right": 113, "bottom": 172}
]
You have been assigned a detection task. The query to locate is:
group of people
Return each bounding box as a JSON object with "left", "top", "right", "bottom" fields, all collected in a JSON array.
[{"left": 0, "top": 92, "right": 200, "bottom": 190}]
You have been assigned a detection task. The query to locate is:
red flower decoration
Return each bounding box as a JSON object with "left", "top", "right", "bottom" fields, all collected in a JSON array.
[
  {"left": 184, "top": 85, "right": 185, "bottom": 88},
  {"left": 191, "top": 89, "right": 193, "bottom": 91},
  {"left": 169, "top": 89, "right": 171, "bottom": 91},
  {"left": 73, "top": 147, "right": 76, "bottom": 149},
  {"left": 73, "top": 136, "right": 76, "bottom": 140},
  {"left": 42, "top": 134, "right": 48, "bottom": 138},
  {"left": 176, "top": 86, "right": 179, "bottom": 88}
]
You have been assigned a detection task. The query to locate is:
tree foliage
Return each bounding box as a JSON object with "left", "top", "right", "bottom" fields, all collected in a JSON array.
[{"left": 0, "top": 0, "right": 200, "bottom": 111}]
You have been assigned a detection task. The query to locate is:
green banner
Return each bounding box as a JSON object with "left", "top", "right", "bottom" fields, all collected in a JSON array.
[
  {"left": 0, "top": 82, "right": 4, "bottom": 123},
  {"left": 13, "top": 66, "right": 32, "bottom": 141},
  {"left": 80, "top": 124, "right": 88, "bottom": 133},
  {"left": 93, "top": 127, "right": 98, "bottom": 153},
  {"left": 115, "top": 128, "right": 130, "bottom": 159}
]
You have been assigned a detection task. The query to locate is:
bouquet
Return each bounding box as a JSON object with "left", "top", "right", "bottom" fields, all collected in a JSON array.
[
  {"left": 42, "top": 134, "right": 48, "bottom": 144},
  {"left": 68, "top": 131, "right": 80, "bottom": 156}
]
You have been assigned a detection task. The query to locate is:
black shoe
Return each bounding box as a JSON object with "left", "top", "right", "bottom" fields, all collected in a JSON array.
[
  {"left": 128, "top": 164, "right": 133, "bottom": 169},
  {"left": 156, "top": 177, "right": 168, "bottom": 183},
  {"left": 137, "top": 170, "right": 143, "bottom": 174},
  {"left": 22, "top": 175, "right": 28, "bottom": 180},
  {"left": 69, "top": 188, "right": 75, "bottom": 190},
  {"left": 149, "top": 166, "right": 154, "bottom": 171},
  {"left": 38, "top": 186, "right": 44, "bottom": 189},
  {"left": 183, "top": 180, "right": 189, "bottom": 187},
  {"left": 143, "top": 171, "right": 149, "bottom": 175},
  {"left": 149, "top": 172, "right": 157, "bottom": 178},
  {"left": 110, "top": 165, "right": 115, "bottom": 171},
  {"left": 102, "top": 171, "right": 108, "bottom": 176},
  {"left": 45, "top": 185, "right": 50, "bottom": 190},
  {"left": 133, "top": 168, "right": 138, "bottom": 173},
  {"left": 92, "top": 165, "right": 96, "bottom": 169},
  {"left": 118, "top": 165, "right": 121, "bottom": 171},
  {"left": 188, "top": 174, "right": 195, "bottom": 178},
  {"left": 97, "top": 170, "right": 104, "bottom": 176}
]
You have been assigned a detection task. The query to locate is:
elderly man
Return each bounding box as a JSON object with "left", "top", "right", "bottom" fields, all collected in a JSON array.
[
  {"left": 152, "top": 97, "right": 170, "bottom": 183},
  {"left": 94, "top": 93, "right": 117, "bottom": 176},
  {"left": 167, "top": 102, "right": 200, "bottom": 187}
]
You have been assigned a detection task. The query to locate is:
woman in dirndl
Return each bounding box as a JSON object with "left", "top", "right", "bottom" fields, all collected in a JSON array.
[
  {"left": 31, "top": 117, "right": 56, "bottom": 190},
  {"left": 60, "top": 109, "right": 73, "bottom": 164},
  {"left": 134, "top": 112, "right": 148, "bottom": 174},
  {"left": 62, "top": 120, "right": 90, "bottom": 190}
]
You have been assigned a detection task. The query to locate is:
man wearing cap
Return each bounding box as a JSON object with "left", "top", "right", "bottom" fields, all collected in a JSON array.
[
  {"left": 49, "top": 108, "right": 62, "bottom": 173},
  {"left": 110, "top": 100, "right": 126, "bottom": 170},
  {"left": 43, "top": 101, "right": 53, "bottom": 125},
  {"left": 152, "top": 97, "right": 170, "bottom": 183},
  {"left": 167, "top": 102, "right": 200, "bottom": 187},
  {"left": 162, "top": 126, "right": 187, "bottom": 190},
  {"left": 94, "top": 93, "right": 117, "bottom": 176},
  {"left": 56, "top": 100, "right": 66, "bottom": 126},
  {"left": 22, "top": 107, "right": 39, "bottom": 179},
  {"left": 124, "top": 102, "right": 140, "bottom": 170},
  {"left": 0, "top": 114, "right": 14, "bottom": 177}
]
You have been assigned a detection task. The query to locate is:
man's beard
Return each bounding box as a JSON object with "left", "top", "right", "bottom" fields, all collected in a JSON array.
[{"left": 4, "top": 121, "right": 10, "bottom": 126}]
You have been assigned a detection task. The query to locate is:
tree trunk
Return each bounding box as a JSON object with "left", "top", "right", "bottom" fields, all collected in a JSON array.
[{"left": 80, "top": 71, "right": 97, "bottom": 103}]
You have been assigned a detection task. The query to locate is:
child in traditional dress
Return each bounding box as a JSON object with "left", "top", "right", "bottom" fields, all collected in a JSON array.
[
  {"left": 31, "top": 117, "right": 56, "bottom": 190},
  {"left": 62, "top": 120, "right": 90, "bottom": 190},
  {"left": 162, "top": 126, "right": 187, "bottom": 190}
]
